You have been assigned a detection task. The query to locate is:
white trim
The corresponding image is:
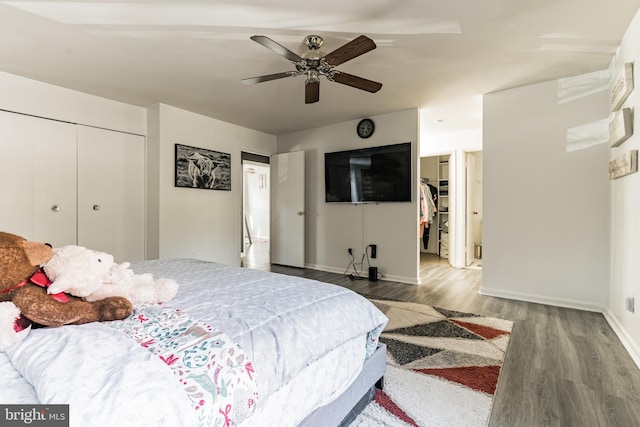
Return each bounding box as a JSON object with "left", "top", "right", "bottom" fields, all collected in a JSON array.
[
  {"left": 379, "top": 274, "right": 419, "bottom": 285},
  {"left": 602, "top": 310, "right": 640, "bottom": 370},
  {"left": 481, "top": 287, "right": 640, "bottom": 370},
  {"left": 304, "top": 263, "right": 350, "bottom": 276},
  {"left": 309, "top": 261, "right": 640, "bottom": 369},
  {"left": 479, "top": 287, "right": 605, "bottom": 313},
  {"left": 305, "top": 263, "right": 420, "bottom": 285}
]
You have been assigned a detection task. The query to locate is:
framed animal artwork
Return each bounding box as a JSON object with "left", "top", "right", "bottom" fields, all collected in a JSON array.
[{"left": 175, "top": 144, "right": 231, "bottom": 190}]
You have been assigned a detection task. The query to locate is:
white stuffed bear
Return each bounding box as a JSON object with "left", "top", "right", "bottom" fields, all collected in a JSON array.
[{"left": 44, "top": 246, "right": 179, "bottom": 306}]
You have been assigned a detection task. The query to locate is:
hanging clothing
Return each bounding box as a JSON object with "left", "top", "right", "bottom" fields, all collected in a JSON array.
[
  {"left": 427, "top": 183, "right": 438, "bottom": 209},
  {"left": 419, "top": 181, "right": 437, "bottom": 245},
  {"left": 419, "top": 184, "right": 427, "bottom": 238}
]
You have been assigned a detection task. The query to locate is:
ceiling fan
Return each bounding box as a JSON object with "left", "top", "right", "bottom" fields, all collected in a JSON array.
[{"left": 242, "top": 34, "right": 382, "bottom": 104}]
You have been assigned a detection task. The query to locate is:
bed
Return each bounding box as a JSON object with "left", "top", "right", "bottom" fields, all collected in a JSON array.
[{"left": 0, "top": 258, "right": 388, "bottom": 427}]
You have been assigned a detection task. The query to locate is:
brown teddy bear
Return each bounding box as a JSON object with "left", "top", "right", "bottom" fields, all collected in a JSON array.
[{"left": 0, "top": 231, "right": 133, "bottom": 350}]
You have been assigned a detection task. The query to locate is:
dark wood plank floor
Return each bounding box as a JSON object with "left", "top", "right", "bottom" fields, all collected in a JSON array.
[{"left": 242, "top": 243, "right": 640, "bottom": 426}]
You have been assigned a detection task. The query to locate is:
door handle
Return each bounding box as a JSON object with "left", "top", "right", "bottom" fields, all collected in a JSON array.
[{"left": 297, "top": 211, "right": 305, "bottom": 216}]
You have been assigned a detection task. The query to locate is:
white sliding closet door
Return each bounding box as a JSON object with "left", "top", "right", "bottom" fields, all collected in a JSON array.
[
  {"left": 33, "top": 119, "right": 78, "bottom": 247},
  {"left": 0, "top": 110, "right": 77, "bottom": 247},
  {"left": 77, "top": 125, "right": 145, "bottom": 262}
]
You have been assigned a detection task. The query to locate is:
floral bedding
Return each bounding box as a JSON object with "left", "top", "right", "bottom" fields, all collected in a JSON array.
[{"left": 108, "top": 303, "right": 258, "bottom": 426}]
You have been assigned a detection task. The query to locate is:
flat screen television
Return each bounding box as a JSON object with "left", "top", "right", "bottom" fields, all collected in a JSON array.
[{"left": 324, "top": 142, "right": 412, "bottom": 203}]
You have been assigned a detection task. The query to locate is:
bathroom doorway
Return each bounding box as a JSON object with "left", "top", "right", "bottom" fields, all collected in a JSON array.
[{"left": 241, "top": 152, "right": 270, "bottom": 270}]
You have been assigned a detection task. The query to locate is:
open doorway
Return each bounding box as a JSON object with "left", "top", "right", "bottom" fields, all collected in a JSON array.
[
  {"left": 419, "top": 154, "right": 451, "bottom": 268},
  {"left": 419, "top": 150, "right": 482, "bottom": 278},
  {"left": 241, "top": 152, "right": 270, "bottom": 270}
]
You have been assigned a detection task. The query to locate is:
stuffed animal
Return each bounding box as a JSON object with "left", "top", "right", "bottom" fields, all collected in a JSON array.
[
  {"left": 90, "top": 261, "right": 180, "bottom": 306},
  {"left": 43, "top": 245, "right": 115, "bottom": 298},
  {"left": 44, "top": 245, "right": 179, "bottom": 306},
  {"left": 0, "top": 231, "right": 133, "bottom": 351}
]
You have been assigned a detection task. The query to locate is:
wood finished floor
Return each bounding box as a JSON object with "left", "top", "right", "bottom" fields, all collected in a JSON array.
[{"left": 242, "top": 242, "right": 640, "bottom": 427}]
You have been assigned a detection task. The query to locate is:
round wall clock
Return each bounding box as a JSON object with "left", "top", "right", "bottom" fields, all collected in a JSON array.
[{"left": 356, "top": 118, "right": 375, "bottom": 139}]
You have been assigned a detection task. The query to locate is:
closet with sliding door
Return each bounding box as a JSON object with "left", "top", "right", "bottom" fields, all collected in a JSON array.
[{"left": 0, "top": 109, "right": 145, "bottom": 262}]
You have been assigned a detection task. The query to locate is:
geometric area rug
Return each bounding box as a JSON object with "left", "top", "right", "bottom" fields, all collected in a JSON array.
[{"left": 351, "top": 299, "right": 514, "bottom": 427}]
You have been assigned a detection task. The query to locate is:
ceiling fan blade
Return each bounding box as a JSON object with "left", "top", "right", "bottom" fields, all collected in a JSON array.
[
  {"left": 331, "top": 72, "right": 382, "bottom": 93},
  {"left": 305, "top": 81, "right": 320, "bottom": 104},
  {"left": 250, "top": 35, "right": 304, "bottom": 63},
  {"left": 323, "top": 35, "right": 377, "bottom": 67},
  {"left": 242, "top": 71, "right": 299, "bottom": 85}
]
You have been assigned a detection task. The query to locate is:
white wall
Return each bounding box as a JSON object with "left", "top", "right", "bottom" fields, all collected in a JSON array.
[
  {"left": 0, "top": 71, "right": 146, "bottom": 135},
  {"left": 277, "top": 109, "right": 420, "bottom": 283},
  {"left": 419, "top": 126, "right": 482, "bottom": 157},
  {"left": 482, "top": 77, "right": 610, "bottom": 311},
  {"left": 146, "top": 104, "right": 161, "bottom": 259},
  {"left": 149, "top": 104, "right": 277, "bottom": 266},
  {"left": 606, "top": 7, "right": 640, "bottom": 366}
]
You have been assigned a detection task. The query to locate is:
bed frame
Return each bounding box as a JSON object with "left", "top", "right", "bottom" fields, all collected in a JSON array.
[{"left": 299, "top": 343, "right": 387, "bottom": 427}]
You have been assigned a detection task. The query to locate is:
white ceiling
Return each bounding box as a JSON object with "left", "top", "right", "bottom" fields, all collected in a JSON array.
[{"left": 1, "top": 0, "right": 639, "bottom": 136}]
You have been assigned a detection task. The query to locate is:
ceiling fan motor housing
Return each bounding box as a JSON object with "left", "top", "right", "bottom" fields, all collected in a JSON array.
[{"left": 304, "top": 35, "right": 324, "bottom": 50}]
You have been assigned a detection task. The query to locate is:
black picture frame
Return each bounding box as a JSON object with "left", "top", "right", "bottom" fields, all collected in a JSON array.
[{"left": 175, "top": 143, "right": 231, "bottom": 190}]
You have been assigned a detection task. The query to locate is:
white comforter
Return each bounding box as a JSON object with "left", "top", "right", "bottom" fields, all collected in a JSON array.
[
  {"left": 2, "top": 259, "right": 388, "bottom": 427},
  {"left": 5, "top": 322, "right": 198, "bottom": 426}
]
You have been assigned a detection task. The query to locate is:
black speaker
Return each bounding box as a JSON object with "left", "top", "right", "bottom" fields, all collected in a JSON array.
[{"left": 368, "top": 267, "right": 378, "bottom": 281}]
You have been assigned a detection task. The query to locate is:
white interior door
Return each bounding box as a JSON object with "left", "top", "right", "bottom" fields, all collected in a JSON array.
[
  {"left": 270, "top": 151, "right": 305, "bottom": 267},
  {"left": 465, "top": 152, "right": 476, "bottom": 266}
]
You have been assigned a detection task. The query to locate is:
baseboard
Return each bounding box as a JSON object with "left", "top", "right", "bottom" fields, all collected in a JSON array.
[
  {"left": 304, "top": 263, "right": 345, "bottom": 275},
  {"left": 480, "top": 287, "right": 640, "bottom": 370},
  {"left": 301, "top": 266, "right": 640, "bottom": 369},
  {"left": 305, "top": 263, "right": 419, "bottom": 285},
  {"left": 380, "top": 273, "right": 419, "bottom": 285},
  {"left": 602, "top": 310, "right": 640, "bottom": 370},
  {"left": 479, "top": 287, "right": 605, "bottom": 313}
]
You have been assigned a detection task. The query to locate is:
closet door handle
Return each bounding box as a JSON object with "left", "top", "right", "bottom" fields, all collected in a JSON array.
[
  {"left": 93, "top": 204, "right": 101, "bottom": 211},
  {"left": 51, "top": 205, "right": 61, "bottom": 212}
]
